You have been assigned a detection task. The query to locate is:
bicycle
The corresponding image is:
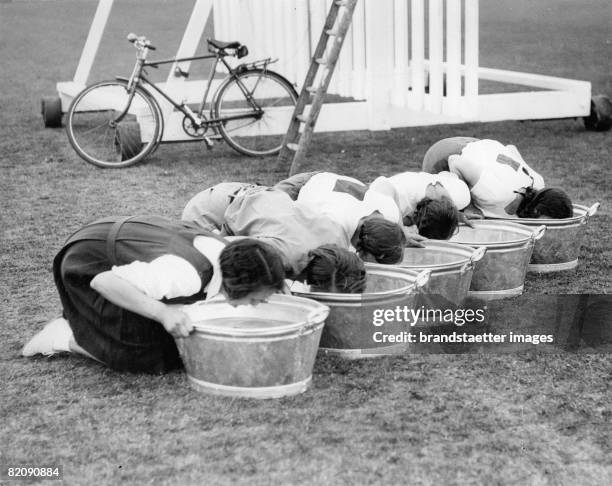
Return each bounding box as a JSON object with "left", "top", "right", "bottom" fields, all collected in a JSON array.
[{"left": 65, "top": 33, "right": 299, "bottom": 168}]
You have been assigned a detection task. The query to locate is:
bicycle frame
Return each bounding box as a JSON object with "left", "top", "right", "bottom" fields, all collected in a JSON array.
[
  {"left": 121, "top": 51, "right": 269, "bottom": 132},
  {"left": 65, "top": 33, "right": 298, "bottom": 167}
]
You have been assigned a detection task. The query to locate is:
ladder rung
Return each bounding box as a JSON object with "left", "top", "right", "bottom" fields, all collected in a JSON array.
[
  {"left": 296, "top": 115, "right": 310, "bottom": 123},
  {"left": 306, "top": 86, "right": 320, "bottom": 94},
  {"left": 325, "top": 29, "right": 341, "bottom": 36},
  {"left": 286, "top": 143, "right": 299, "bottom": 151},
  {"left": 335, "top": 1, "right": 350, "bottom": 5},
  {"left": 316, "top": 57, "right": 328, "bottom": 65}
]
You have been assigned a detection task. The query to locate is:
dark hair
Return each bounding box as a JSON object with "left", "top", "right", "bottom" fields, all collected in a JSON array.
[
  {"left": 516, "top": 187, "right": 573, "bottom": 219},
  {"left": 305, "top": 245, "right": 367, "bottom": 293},
  {"left": 356, "top": 218, "right": 406, "bottom": 264},
  {"left": 219, "top": 239, "right": 285, "bottom": 299},
  {"left": 414, "top": 198, "right": 459, "bottom": 239}
]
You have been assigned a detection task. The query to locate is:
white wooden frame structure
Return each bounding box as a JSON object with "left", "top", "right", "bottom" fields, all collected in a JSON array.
[{"left": 54, "top": 0, "right": 592, "bottom": 142}]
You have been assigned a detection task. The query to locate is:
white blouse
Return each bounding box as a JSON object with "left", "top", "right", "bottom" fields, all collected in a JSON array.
[
  {"left": 370, "top": 171, "right": 471, "bottom": 216},
  {"left": 452, "top": 139, "right": 546, "bottom": 218},
  {"left": 110, "top": 236, "right": 225, "bottom": 301},
  {"left": 297, "top": 172, "right": 401, "bottom": 239}
]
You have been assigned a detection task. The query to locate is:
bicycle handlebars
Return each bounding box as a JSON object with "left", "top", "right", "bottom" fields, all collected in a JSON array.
[{"left": 127, "top": 33, "right": 156, "bottom": 51}]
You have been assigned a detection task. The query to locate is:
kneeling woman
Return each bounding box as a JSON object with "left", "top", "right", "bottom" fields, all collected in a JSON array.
[
  {"left": 22, "top": 216, "right": 285, "bottom": 373},
  {"left": 369, "top": 171, "right": 469, "bottom": 239},
  {"left": 422, "top": 137, "right": 572, "bottom": 219},
  {"left": 275, "top": 172, "right": 408, "bottom": 264},
  {"left": 183, "top": 186, "right": 367, "bottom": 293},
  {"left": 181, "top": 181, "right": 256, "bottom": 232}
]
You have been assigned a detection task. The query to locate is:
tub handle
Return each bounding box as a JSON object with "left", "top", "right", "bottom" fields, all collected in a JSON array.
[
  {"left": 586, "top": 202, "right": 600, "bottom": 221},
  {"left": 413, "top": 269, "right": 432, "bottom": 290},
  {"left": 470, "top": 246, "right": 487, "bottom": 263},
  {"left": 460, "top": 261, "right": 472, "bottom": 275},
  {"left": 532, "top": 225, "right": 547, "bottom": 241},
  {"left": 461, "top": 247, "right": 485, "bottom": 275},
  {"left": 306, "top": 307, "right": 329, "bottom": 325}
]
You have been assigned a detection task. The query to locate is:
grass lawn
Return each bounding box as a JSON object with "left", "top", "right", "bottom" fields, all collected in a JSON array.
[{"left": 1, "top": 0, "right": 611, "bottom": 484}]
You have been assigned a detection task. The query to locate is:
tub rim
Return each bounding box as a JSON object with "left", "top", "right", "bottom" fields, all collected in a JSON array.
[
  {"left": 449, "top": 220, "right": 546, "bottom": 249},
  {"left": 484, "top": 203, "right": 599, "bottom": 227},
  {"left": 396, "top": 241, "right": 486, "bottom": 273},
  {"left": 182, "top": 294, "right": 329, "bottom": 338},
  {"left": 291, "top": 267, "right": 431, "bottom": 304}
]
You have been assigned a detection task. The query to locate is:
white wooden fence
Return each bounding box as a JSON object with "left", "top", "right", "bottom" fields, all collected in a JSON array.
[
  {"left": 211, "top": 0, "right": 589, "bottom": 131},
  {"left": 55, "top": 0, "right": 591, "bottom": 140},
  {"left": 213, "top": 0, "right": 478, "bottom": 110}
]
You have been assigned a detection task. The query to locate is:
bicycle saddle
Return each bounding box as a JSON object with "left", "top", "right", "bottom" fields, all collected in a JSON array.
[{"left": 207, "top": 39, "right": 241, "bottom": 50}]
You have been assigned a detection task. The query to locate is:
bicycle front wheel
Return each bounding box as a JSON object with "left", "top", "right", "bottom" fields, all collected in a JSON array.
[
  {"left": 213, "top": 70, "right": 298, "bottom": 157},
  {"left": 66, "top": 80, "right": 162, "bottom": 168}
]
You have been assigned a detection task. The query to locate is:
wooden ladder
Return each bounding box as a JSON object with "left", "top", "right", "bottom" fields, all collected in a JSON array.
[{"left": 276, "top": 0, "right": 359, "bottom": 176}]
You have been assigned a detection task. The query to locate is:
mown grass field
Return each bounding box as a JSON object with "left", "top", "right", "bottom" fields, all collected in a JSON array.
[{"left": 1, "top": 0, "right": 611, "bottom": 484}]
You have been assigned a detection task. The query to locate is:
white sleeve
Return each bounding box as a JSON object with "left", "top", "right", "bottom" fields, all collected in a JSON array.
[
  {"left": 369, "top": 176, "right": 401, "bottom": 207},
  {"left": 364, "top": 192, "right": 402, "bottom": 225},
  {"left": 438, "top": 172, "right": 471, "bottom": 210},
  {"left": 111, "top": 255, "right": 202, "bottom": 300},
  {"left": 504, "top": 145, "right": 527, "bottom": 164},
  {"left": 528, "top": 168, "right": 546, "bottom": 190},
  {"left": 447, "top": 154, "right": 462, "bottom": 176},
  {"left": 297, "top": 172, "right": 333, "bottom": 202},
  {"left": 504, "top": 145, "right": 545, "bottom": 189},
  {"left": 448, "top": 153, "right": 494, "bottom": 190}
]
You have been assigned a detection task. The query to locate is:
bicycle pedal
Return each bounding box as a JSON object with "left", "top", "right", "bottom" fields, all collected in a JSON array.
[{"left": 203, "top": 137, "right": 214, "bottom": 150}]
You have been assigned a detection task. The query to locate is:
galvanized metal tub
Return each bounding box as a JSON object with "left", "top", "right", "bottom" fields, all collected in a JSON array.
[
  {"left": 487, "top": 203, "right": 599, "bottom": 273},
  {"left": 291, "top": 267, "right": 431, "bottom": 358},
  {"left": 176, "top": 295, "right": 329, "bottom": 399},
  {"left": 396, "top": 241, "right": 486, "bottom": 309},
  {"left": 449, "top": 221, "right": 546, "bottom": 300}
]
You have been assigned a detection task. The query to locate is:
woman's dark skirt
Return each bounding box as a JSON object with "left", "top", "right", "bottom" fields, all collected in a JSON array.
[{"left": 54, "top": 240, "right": 182, "bottom": 373}]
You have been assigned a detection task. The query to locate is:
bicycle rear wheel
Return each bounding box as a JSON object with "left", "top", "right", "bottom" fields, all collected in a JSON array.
[
  {"left": 213, "top": 69, "right": 298, "bottom": 157},
  {"left": 66, "top": 80, "right": 162, "bottom": 168}
]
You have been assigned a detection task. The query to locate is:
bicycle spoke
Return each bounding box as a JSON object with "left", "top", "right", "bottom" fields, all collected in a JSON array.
[
  {"left": 248, "top": 74, "right": 264, "bottom": 98},
  {"left": 213, "top": 70, "right": 297, "bottom": 156},
  {"left": 67, "top": 80, "right": 160, "bottom": 167},
  {"left": 79, "top": 125, "right": 109, "bottom": 149},
  {"left": 77, "top": 120, "right": 113, "bottom": 136}
]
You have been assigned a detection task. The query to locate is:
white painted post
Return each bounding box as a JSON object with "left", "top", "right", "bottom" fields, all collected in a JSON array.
[
  {"left": 351, "top": 0, "right": 367, "bottom": 99},
  {"left": 212, "top": 0, "right": 227, "bottom": 41},
  {"left": 73, "top": 0, "right": 114, "bottom": 86},
  {"left": 262, "top": 0, "right": 276, "bottom": 58},
  {"left": 281, "top": 0, "right": 296, "bottom": 83},
  {"left": 337, "top": 16, "right": 354, "bottom": 97},
  {"left": 365, "top": 0, "right": 394, "bottom": 129},
  {"left": 310, "top": 0, "right": 326, "bottom": 55},
  {"left": 334, "top": 0, "right": 351, "bottom": 97},
  {"left": 325, "top": 0, "right": 340, "bottom": 95},
  {"left": 230, "top": 0, "right": 244, "bottom": 69},
  {"left": 237, "top": 0, "right": 255, "bottom": 64},
  {"left": 228, "top": 0, "right": 241, "bottom": 44},
  {"left": 464, "top": 0, "right": 479, "bottom": 116},
  {"left": 392, "top": 0, "right": 409, "bottom": 107},
  {"left": 246, "top": 0, "right": 260, "bottom": 54},
  {"left": 444, "top": 0, "right": 462, "bottom": 115},
  {"left": 212, "top": 0, "right": 231, "bottom": 73},
  {"left": 408, "top": 0, "right": 425, "bottom": 110},
  {"left": 308, "top": 0, "right": 328, "bottom": 93},
  {"left": 293, "top": 0, "right": 310, "bottom": 88},
  {"left": 272, "top": 0, "right": 286, "bottom": 76},
  {"left": 426, "top": 0, "right": 444, "bottom": 113}
]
